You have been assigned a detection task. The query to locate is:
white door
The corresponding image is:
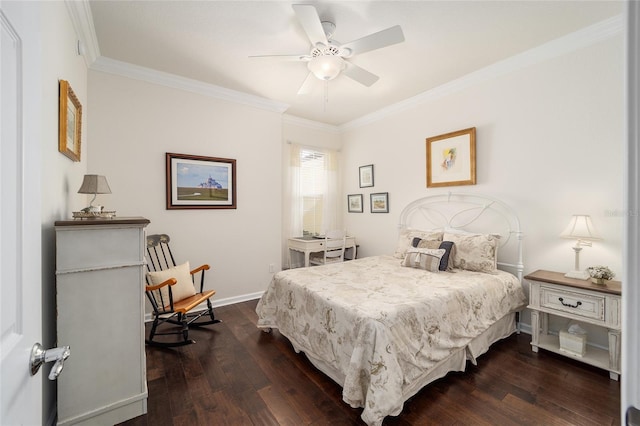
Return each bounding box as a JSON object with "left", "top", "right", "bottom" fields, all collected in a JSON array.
[{"left": 0, "top": 2, "right": 43, "bottom": 425}]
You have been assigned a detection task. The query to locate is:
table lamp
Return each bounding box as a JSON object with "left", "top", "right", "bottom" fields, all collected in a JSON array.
[
  {"left": 560, "top": 214, "right": 601, "bottom": 279},
  {"left": 78, "top": 174, "right": 111, "bottom": 212}
]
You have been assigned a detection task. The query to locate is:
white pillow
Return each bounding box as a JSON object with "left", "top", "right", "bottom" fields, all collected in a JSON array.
[
  {"left": 147, "top": 261, "right": 196, "bottom": 304},
  {"left": 394, "top": 228, "right": 443, "bottom": 259},
  {"left": 401, "top": 248, "right": 445, "bottom": 272},
  {"left": 443, "top": 232, "right": 500, "bottom": 273}
]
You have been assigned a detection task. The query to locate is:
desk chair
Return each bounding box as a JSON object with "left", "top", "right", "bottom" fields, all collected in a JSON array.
[{"left": 309, "top": 230, "right": 347, "bottom": 266}]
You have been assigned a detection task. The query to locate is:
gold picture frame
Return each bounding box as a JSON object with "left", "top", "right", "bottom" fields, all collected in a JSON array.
[
  {"left": 426, "top": 127, "right": 476, "bottom": 187},
  {"left": 58, "top": 80, "right": 82, "bottom": 162}
]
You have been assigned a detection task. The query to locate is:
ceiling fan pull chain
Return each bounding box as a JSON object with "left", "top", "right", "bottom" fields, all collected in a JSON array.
[{"left": 323, "top": 81, "right": 329, "bottom": 112}]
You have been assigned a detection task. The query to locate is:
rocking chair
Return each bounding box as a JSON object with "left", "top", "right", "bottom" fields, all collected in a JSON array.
[{"left": 145, "top": 234, "right": 220, "bottom": 347}]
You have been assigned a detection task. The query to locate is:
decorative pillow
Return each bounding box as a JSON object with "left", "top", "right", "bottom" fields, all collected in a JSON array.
[
  {"left": 402, "top": 248, "right": 446, "bottom": 272},
  {"left": 393, "top": 228, "right": 443, "bottom": 259},
  {"left": 443, "top": 232, "right": 500, "bottom": 273},
  {"left": 147, "top": 261, "right": 196, "bottom": 304},
  {"left": 411, "top": 238, "right": 455, "bottom": 271}
]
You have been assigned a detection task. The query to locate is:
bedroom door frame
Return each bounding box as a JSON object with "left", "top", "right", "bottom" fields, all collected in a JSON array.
[{"left": 623, "top": 0, "right": 640, "bottom": 423}]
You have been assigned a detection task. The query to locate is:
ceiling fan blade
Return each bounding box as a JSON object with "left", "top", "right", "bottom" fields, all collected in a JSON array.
[
  {"left": 343, "top": 62, "right": 379, "bottom": 87},
  {"left": 249, "top": 54, "right": 310, "bottom": 62},
  {"left": 341, "top": 25, "right": 405, "bottom": 56},
  {"left": 297, "top": 72, "right": 316, "bottom": 95},
  {"left": 292, "top": 4, "right": 328, "bottom": 47}
]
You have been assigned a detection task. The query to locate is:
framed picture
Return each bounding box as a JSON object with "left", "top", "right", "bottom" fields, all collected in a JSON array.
[
  {"left": 166, "top": 152, "right": 237, "bottom": 209},
  {"left": 370, "top": 192, "right": 389, "bottom": 213},
  {"left": 359, "top": 164, "right": 374, "bottom": 188},
  {"left": 58, "top": 80, "right": 82, "bottom": 162},
  {"left": 347, "top": 194, "right": 363, "bottom": 213},
  {"left": 426, "top": 127, "right": 476, "bottom": 188}
]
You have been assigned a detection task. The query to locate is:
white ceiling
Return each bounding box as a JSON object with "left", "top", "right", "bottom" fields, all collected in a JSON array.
[{"left": 88, "top": 1, "right": 622, "bottom": 126}]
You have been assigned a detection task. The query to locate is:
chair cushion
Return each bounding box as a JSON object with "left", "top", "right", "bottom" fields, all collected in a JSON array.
[{"left": 147, "top": 261, "right": 196, "bottom": 304}]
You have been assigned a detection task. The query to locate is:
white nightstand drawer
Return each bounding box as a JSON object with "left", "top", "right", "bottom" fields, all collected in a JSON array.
[{"left": 540, "top": 285, "right": 605, "bottom": 322}]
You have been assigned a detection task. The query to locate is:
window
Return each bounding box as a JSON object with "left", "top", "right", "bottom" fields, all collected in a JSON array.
[
  {"left": 286, "top": 143, "right": 339, "bottom": 239},
  {"left": 300, "top": 148, "right": 325, "bottom": 236}
]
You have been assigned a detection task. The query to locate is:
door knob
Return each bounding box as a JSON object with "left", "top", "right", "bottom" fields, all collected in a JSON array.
[{"left": 30, "top": 343, "right": 71, "bottom": 380}]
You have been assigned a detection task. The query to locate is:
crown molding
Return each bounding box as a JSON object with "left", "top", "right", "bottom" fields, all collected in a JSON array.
[
  {"left": 340, "top": 14, "right": 624, "bottom": 132},
  {"left": 282, "top": 114, "right": 341, "bottom": 134},
  {"left": 91, "top": 56, "right": 290, "bottom": 114},
  {"left": 65, "top": 0, "right": 100, "bottom": 68}
]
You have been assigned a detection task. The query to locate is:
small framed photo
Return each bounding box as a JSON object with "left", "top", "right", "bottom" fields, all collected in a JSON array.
[
  {"left": 347, "top": 194, "right": 363, "bottom": 213},
  {"left": 370, "top": 192, "right": 389, "bottom": 213},
  {"left": 166, "top": 152, "right": 237, "bottom": 209},
  {"left": 58, "top": 80, "right": 82, "bottom": 162},
  {"left": 426, "top": 127, "right": 476, "bottom": 188},
  {"left": 359, "top": 164, "right": 374, "bottom": 188}
]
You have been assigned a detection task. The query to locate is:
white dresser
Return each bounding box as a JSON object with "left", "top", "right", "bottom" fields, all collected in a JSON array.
[
  {"left": 526, "top": 269, "right": 621, "bottom": 380},
  {"left": 55, "top": 217, "right": 150, "bottom": 425}
]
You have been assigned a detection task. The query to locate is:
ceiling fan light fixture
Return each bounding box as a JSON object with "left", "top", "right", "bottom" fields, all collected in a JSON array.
[{"left": 308, "top": 55, "right": 344, "bottom": 81}]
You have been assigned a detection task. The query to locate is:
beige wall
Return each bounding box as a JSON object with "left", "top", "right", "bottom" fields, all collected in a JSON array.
[
  {"left": 38, "top": 1, "right": 91, "bottom": 423},
  {"left": 341, "top": 35, "right": 624, "bottom": 276},
  {"left": 87, "top": 71, "right": 283, "bottom": 303},
  {"left": 340, "top": 35, "right": 624, "bottom": 345}
]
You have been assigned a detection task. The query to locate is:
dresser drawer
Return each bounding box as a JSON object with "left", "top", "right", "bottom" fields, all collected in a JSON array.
[{"left": 540, "top": 285, "right": 605, "bottom": 322}]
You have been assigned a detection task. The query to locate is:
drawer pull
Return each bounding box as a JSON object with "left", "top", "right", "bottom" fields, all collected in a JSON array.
[{"left": 558, "top": 297, "right": 582, "bottom": 308}]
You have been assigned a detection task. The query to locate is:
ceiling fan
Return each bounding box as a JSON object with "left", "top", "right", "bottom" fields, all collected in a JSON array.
[{"left": 251, "top": 4, "right": 405, "bottom": 94}]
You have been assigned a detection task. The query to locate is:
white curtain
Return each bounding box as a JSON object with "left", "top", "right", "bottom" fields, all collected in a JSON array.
[
  {"left": 283, "top": 143, "right": 341, "bottom": 268},
  {"left": 286, "top": 143, "right": 303, "bottom": 239},
  {"left": 322, "top": 148, "right": 340, "bottom": 234}
]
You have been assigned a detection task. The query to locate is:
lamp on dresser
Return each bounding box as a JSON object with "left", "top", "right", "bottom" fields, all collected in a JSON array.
[
  {"left": 78, "top": 174, "right": 111, "bottom": 213},
  {"left": 560, "top": 214, "right": 601, "bottom": 279}
]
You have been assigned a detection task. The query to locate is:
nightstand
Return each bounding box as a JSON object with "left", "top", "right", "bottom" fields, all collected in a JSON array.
[{"left": 525, "top": 269, "right": 621, "bottom": 380}]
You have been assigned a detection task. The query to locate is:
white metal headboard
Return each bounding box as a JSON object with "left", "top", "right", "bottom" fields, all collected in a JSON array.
[{"left": 398, "top": 192, "right": 524, "bottom": 282}]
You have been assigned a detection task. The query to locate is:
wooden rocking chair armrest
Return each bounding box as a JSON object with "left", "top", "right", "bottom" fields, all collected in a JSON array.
[
  {"left": 145, "top": 277, "right": 177, "bottom": 292},
  {"left": 190, "top": 264, "right": 210, "bottom": 275}
]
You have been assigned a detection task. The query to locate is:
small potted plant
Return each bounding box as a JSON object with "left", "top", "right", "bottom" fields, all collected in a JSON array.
[{"left": 587, "top": 265, "right": 615, "bottom": 285}]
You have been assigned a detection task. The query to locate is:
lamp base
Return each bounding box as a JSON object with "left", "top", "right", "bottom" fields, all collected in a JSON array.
[{"left": 564, "top": 270, "right": 590, "bottom": 280}]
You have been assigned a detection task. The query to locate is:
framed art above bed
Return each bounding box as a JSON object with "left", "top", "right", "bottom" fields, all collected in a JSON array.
[{"left": 426, "top": 127, "right": 476, "bottom": 188}]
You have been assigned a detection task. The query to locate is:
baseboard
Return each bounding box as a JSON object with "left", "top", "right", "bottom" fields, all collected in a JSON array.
[{"left": 144, "top": 291, "right": 264, "bottom": 322}]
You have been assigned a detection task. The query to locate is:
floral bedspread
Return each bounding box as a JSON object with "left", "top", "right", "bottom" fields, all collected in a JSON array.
[{"left": 255, "top": 255, "right": 526, "bottom": 425}]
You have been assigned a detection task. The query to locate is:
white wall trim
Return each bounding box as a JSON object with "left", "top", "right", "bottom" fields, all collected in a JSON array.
[
  {"left": 340, "top": 14, "right": 624, "bottom": 132},
  {"left": 143, "top": 291, "right": 264, "bottom": 323},
  {"left": 91, "top": 56, "right": 290, "bottom": 114},
  {"left": 623, "top": 0, "right": 640, "bottom": 418},
  {"left": 282, "top": 113, "right": 341, "bottom": 134},
  {"left": 65, "top": 0, "right": 100, "bottom": 68}
]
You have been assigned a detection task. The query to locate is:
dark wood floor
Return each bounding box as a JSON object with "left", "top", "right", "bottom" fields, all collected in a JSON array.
[{"left": 119, "top": 299, "right": 621, "bottom": 426}]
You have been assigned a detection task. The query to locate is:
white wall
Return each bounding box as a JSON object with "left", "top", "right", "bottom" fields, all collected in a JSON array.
[
  {"left": 341, "top": 34, "right": 624, "bottom": 345},
  {"left": 38, "top": 1, "right": 90, "bottom": 423},
  {"left": 342, "top": 35, "right": 624, "bottom": 279},
  {"left": 87, "top": 71, "right": 283, "bottom": 303}
]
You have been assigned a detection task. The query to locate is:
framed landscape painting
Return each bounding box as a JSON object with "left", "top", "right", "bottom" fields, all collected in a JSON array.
[
  {"left": 370, "top": 192, "right": 389, "bottom": 213},
  {"left": 348, "top": 194, "right": 363, "bottom": 213},
  {"left": 166, "top": 152, "right": 236, "bottom": 209}
]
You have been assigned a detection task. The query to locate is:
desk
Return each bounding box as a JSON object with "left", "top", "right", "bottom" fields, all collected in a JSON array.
[{"left": 288, "top": 236, "right": 357, "bottom": 268}]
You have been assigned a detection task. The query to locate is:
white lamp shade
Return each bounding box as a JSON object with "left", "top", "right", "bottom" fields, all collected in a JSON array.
[
  {"left": 560, "top": 214, "right": 601, "bottom": 241},
  {"left": 307, "top": 55, "right": 344, "bottom": 81},
  {"left": 77, "top": 175, "right": 111, "bottom": 195}
]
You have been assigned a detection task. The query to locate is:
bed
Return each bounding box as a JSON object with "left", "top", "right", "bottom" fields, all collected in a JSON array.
[{"left": 256, "top": 193, "right": 527, "bottom": 425}]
